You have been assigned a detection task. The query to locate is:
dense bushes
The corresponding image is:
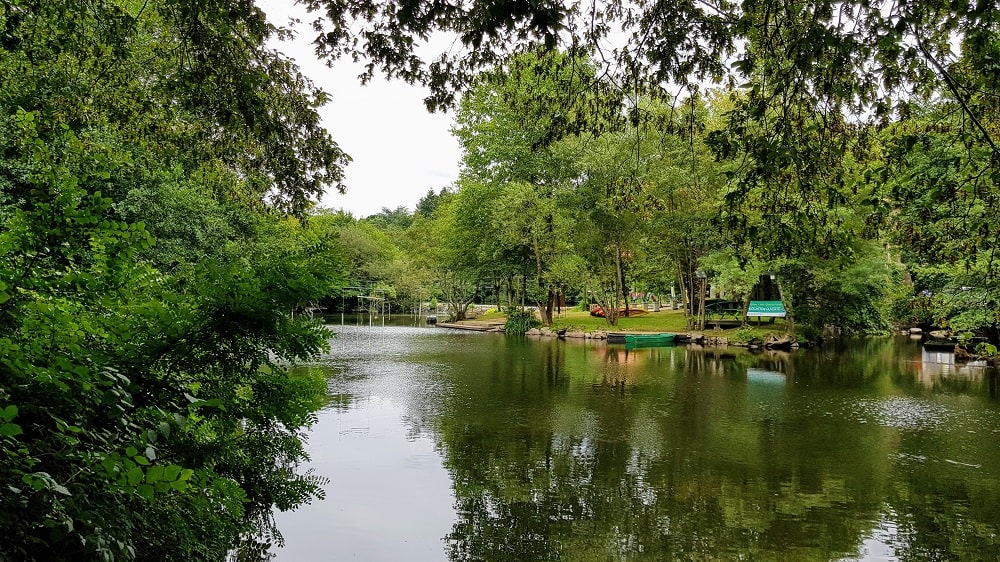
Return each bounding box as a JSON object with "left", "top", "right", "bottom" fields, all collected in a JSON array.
[
  {"left": 504, "top": 308, "right": 542, "bottom": 334},
  {"left": 1, "top": 1, "right": 345, "bottom": 559}
]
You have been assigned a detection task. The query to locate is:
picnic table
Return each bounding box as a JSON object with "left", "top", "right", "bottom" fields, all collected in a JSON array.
[{"left": 705, "top": 300, "right": 743, "bottom": 320}]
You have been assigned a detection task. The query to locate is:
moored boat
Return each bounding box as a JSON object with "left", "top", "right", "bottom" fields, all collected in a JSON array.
[{"left": 607, "top": 332, "right": 675, "bottom": 347}]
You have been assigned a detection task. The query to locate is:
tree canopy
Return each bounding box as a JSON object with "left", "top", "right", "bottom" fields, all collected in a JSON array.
[
  {"left": 1, "top": 0, "right": 349, "bottom": 558},
  {"left": 2, "top": 1, "right": 999, "bottom": 559}
]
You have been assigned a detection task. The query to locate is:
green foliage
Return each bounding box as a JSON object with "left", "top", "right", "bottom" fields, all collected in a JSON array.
[
  {"left": 365, "top": 206, "right": 414, "bottom": 230},
  {"left": 294, "top": 0, "right": 1000, "bottom": 340},
  {"left": 730, "top": 326, "right": 762, "bottom": 344},
  {"left": 1, "top": 1, "right": 346, "bottom": 559},
  {"left": 504, "top": 308, "right": 541, "bottom": 335},
  {"left": 975, "top": 343, "right": 998, "bottom": 358},
  {"left": 415, "top": 188, "right": 449, "bottom": 218}
]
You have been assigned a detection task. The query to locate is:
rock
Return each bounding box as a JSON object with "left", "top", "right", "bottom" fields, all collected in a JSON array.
[
  {"left": 688, "top": 332, "right": 705, "bottom": 343},
  {"left": 909, "top": 327, "right": 923, "bottom": 334},
  {"left": 540, "top": 327, "right": 553, "bottom": 337},
  {"left": 955, "top": 344, "right": 973, "bottom": 361},
  {"left": 764, "top": 334, "right": 795, "bottom": 349},
  {"left": 929, "top": 330, "right": 950, "bottom": 339},
  {"left": 591, "top": 331, "right": 607, "bottom": 340},
  {"left": 567, "top": 330, "right": 586, "bottom": 339},
  {"left": 526, "top": 328, "right": 541, "bottom": 336}
]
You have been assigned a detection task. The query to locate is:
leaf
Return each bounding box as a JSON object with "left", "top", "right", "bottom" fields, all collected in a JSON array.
[
  {"left": 0, "top": 423, "right": 22, "bottom": 437},
  {"left": 163, "top": 465, "right": 182, "bottom": 482},
  {"left": 1, "top": 405, "right": 17, "bottom": 422},
  {"left": 146, "top": 465, "right": 164, "bottom": 484},
  {"left": 126, "top": 467, "right": 144, "bottom": 486}
]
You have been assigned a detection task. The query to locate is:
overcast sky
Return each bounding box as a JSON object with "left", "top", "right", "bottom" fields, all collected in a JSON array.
[{"left": 259, "top": 1, "right": 462, "bottom": 218}]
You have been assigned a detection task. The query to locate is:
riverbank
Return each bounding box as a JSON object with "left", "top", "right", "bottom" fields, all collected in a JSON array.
[{"left": 438, "top": 309, "right": 797, "bottom": 348}]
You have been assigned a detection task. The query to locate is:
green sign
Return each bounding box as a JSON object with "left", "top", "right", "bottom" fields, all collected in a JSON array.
[{"left": 747, "top": 300, "right": 786, "bottom": 317}]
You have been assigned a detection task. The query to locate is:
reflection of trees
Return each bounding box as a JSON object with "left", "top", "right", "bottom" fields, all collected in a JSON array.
[{"left": 434, "top": 342, "right": 900, "bottom": 560}]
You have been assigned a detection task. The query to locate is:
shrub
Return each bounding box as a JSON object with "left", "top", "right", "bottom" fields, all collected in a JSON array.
[
  {"left": 730, "top": 326, "right": 761, "bottom": 344},
  {"left": 504, "top": 308, "right": 541, "bottom": 334},
  {"left": 975, "top": 342, "right": 998, "bottom": 358}
]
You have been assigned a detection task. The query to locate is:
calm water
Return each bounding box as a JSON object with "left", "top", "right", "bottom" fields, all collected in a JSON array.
[{"left": 274, "top": 316, "right": 1000, "bottom": 561}]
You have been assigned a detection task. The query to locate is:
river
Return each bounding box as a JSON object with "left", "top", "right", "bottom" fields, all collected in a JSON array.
[{"left": 274, "top": 315, "right": 1000, "bottom": 561}]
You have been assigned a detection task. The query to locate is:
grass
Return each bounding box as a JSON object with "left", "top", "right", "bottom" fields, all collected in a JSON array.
[
  {"left": 550, "top": 309, "right": 690, "bottom": 332},
  {"left": 552, "top": 309, "right": 790, "bottom": 340},
  {"left": 466, "top": 306, "right": 791, "bottom": 341}
]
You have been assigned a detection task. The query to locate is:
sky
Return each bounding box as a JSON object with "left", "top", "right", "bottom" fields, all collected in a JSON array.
[{"left": 258, "top": 1, "right": 463, "bottom": 218}]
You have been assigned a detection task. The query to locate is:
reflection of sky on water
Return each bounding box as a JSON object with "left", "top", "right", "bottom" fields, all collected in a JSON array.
[
  {"left": 273, "top": 398, "right": 455, "bottom": 562},
  {"left": 273, "top": 325, "right": 1000, "bottom": 561},
  {"left": 838, "top": 512, "right": 904, "bottom": 562}
]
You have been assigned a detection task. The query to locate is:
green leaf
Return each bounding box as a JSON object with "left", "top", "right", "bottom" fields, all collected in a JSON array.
[
  {"left": 163, "top": 465, "right": 182, "bottom": 482},
  {"left": 146, "top": 465, "right": 164, "bottom": 484},
  {"left": 0, "top": 423, "right": 22, "bottom": 437},
  {"left": 1, "top": 405, "right": 17, "bottom": 422},
  {"left": 126, "top": 467, "right": 144, "bottom": 486}
]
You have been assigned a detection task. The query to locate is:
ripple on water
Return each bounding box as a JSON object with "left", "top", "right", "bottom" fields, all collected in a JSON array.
[{"left": 850, "top": 397, "right": 955, "bottom": 431}]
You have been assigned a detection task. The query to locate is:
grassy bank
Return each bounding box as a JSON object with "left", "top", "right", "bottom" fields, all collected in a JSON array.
[
  {"left": 478, "top": 307, "right": 790, "bottom": 341},
  {"left": 469, "top": 309, "right": 785, "bottom": 341},
  {"left": 550, "top": 309, "right": 690, "bottom": 332}
]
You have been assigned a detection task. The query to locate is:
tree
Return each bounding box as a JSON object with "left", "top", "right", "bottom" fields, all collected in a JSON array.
[
  {"left": 452, "top": 48, "right": 618, "bottom": 324},
  {"left": 1, "top": 1, "right": 348, "bottom": 558},
  {"left": 300, "top": 0, "right": 1000, "bottom": 338},
  {"left": 365, "top": 205, "right": 414, "bottom": 230},
  {"left": 415, "top": 187, "right": 449, "bottom": 218},
  {"left": 879, "top": 101, "right": 1000, "bottom": 338},
  {"left": 557, "top": 94, "right": 729, "bottom": 327}
]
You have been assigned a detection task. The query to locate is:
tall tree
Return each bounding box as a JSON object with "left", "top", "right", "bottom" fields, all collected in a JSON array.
[
  {"left": 301, "top": 0, "right": 1000, "bottom": 337},
  {"left": 1, "top": 1, "right": 349, "bottom": 558},
  {"left": 452, "top": 48, "right": 619, "bottom": 324}
]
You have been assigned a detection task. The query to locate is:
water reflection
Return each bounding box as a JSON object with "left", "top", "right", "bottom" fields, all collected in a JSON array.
[{"left": 276, "top": 326, "right": 1000, "bottom": 561}]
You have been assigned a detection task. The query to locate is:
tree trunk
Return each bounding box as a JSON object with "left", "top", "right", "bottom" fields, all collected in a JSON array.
[
  {"left": 537, "top": 289, "right": 554, "bottom": 325},
  {"left": 676, "top": 265, "right": 690, "bottom": 328},
  {"left": 776, "top": 278, "right": 794, "bottom": 335},
  {"left": 616, "top": 246, "right": 629, "bottom": 317},
  {"left": 698, "top": 276, "right": 707, "bottom": 331}
]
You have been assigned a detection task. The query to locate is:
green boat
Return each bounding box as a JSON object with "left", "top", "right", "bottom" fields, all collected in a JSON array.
[{"left": 622, "top": 333, "right": 675, "bottom": 348}]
